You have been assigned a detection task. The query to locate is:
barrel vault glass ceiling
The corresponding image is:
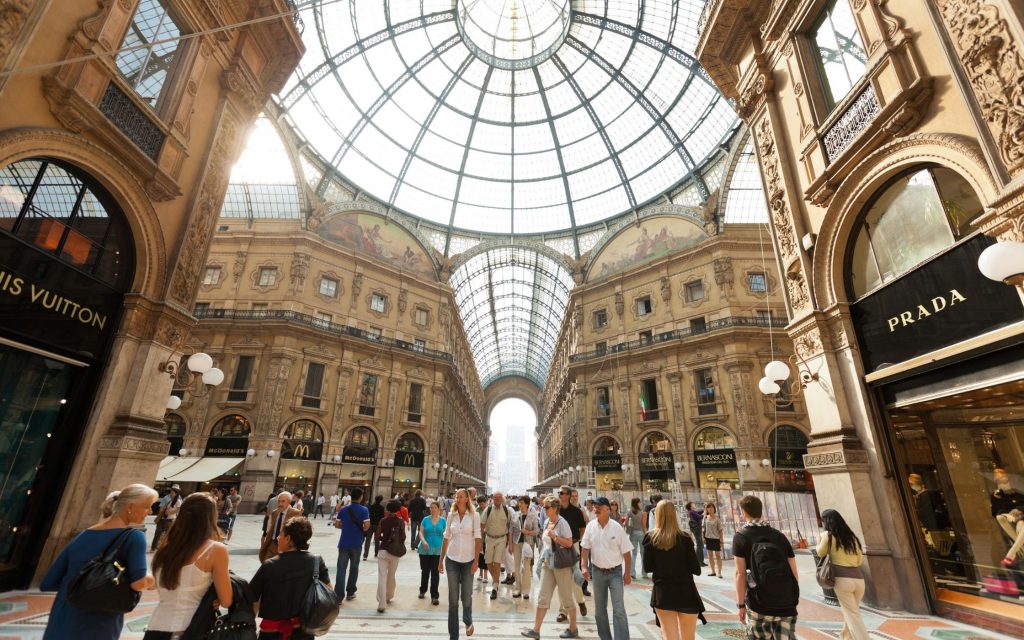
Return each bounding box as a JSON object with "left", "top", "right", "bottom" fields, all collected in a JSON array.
[{"left": 265, "top": 0, "right": 740, "bottom": 389}]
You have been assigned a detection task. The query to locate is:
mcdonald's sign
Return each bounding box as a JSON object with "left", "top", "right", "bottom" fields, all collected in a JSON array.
[
  {"left": 282, "top": 439, "right": 323, "bottom": 460},
  {"left": 395, "top": 450, "right": 424, "bottom": 468}
]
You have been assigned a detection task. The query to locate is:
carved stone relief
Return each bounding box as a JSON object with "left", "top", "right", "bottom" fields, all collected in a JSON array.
[
  {"left": 232, "top": 251, "right": 247, "bottom": 282},
  {"left": 289, "top": 252, "right": 310, "bottom": 293},
  {"left": 755, "top": 117, "right": 799, "bottom": 262}
]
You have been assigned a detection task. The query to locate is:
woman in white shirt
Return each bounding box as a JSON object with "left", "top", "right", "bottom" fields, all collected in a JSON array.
[
  {"left": 521, "top": 496, "right": 579, "bottom": 639},
  {"left": 144, "top": 494, "right": 232, "bottom": 640},
  {"left": 439, "top": 489, "right": 481, "bottom": 640}
]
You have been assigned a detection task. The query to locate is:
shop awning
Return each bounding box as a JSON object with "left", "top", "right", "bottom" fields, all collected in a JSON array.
[
  {"left": 156, "top": 456, "right": 203, "bottom": 481},
  {"left": 162, "top": 457, "right": 244, "bottom": 483}
]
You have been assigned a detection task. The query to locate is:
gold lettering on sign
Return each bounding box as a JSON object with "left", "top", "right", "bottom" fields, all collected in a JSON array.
[
  {"left": 887, "top": 289, "right": 966, "bottom": 332},
  {"left": 401, "top": 452, "right": 417, "bottom": 466},
  {"left": 0, "top": 269, "right": 108, "bottom": 330},
  {"left": 292, "top": 443, "right": 310, "bottom": 459}
]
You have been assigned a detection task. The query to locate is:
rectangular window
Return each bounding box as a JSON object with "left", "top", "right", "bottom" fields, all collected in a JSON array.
[
  {"left": 202, "top": 266, "right": 221, "bottom": 285},
  {"left": 595, "top": 341, "right": 607, "bottom": 356},
  {"left": 636, "top": 296, "right": 652, "bottom": 316},
  {"left": 696, "top": 368, "right": 716, "bottom": 415},
  {"left": 749, "top": 272, "right": 767, "bottom": 293},
  {"left": 596, "top": 386, "right": 611, "bottom": 427},
  {"left": 370, "top": 293, "right": 386, "bottom": 313},
  {"left": 639, "top": 330, "right": 652, "bottom": 344},
  {"left": 194, "top": 302, "right": 210, "bottom": 314},
  {"left": 257, "top": 267, "right": 277, "bottom": 287},
  {"left": 811, "top": 0, "right": 868, "bottom": 109},
  {"left": 358, "top": 374, "right": 378, "bottom": 416},
  {"left": 413, "top": 338, "right": 426, "bottom": 352},
  {"left": 414, "top": 308, "right": 428, "bottom": 325},
  {"left": 227, "top": 355, "right": 254, "bottom": 402},
  {"left": 640, "top": 378, "right": 660, "bottom": 421},
  {"left": 594, "top": 309, "right": 608, "bottom": 328},
  {"left": 685, "top": 281, "right": 704, "bottom": 302},
  {"left": 407, "top": 383, "right": 423, "bottom": 423},
  {"left": 690, "top": 317, "right": 707, "bottom": 333},
  {"left": 314, "top": 311, "right": 332, "bottom": 328},
  {"left": 301, "top": 362, "right": 325, "bottom": 408},
  {"left": 115, "top": 0, "right": 183, "bottom": 105},
  {"left": 319, "top": 277, "right": 338, "bottom": 297}
]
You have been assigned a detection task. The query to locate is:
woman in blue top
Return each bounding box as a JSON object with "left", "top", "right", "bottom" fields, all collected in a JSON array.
[
  {"left": 417, "top": 500, "right": 446, "bottom": 605},
  {"left": 42, "top": 483, "right": 158, "bottom": 640}
]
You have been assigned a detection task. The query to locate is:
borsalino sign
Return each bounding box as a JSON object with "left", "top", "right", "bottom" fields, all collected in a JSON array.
[{"left": 850, "top": 234, "right": 1023, "bottom": 373}]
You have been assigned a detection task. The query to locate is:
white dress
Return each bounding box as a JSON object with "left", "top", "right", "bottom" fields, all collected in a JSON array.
[{"left": 147, "top": 541, "right": 216, "bottom": 636}]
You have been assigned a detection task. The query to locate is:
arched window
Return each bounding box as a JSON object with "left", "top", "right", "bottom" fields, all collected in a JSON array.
[
  {"left": 593, "top": 436, "right": 619, "bottom": 455},
  {"left": 768, "top": 425, "right": 809, "bottom": 449},
  {"left": 396, "top": 432, "right": 424, "bottom": 452},
  {"left": 0, "top": 158, "right": 134, "bottom": 289},
  {"left": 210, "top": 414, "right": 252, "bottom": 436},
  {"left": 694, "top": 427, "right": 735, "bottom": 450},
  {"left": 283, "top": 419, "right": 323, "bottom": 442},
  {"left": 848, "top": 166, "right": 983, "bottom": 298},
  {"left": 346, "top": 426, "right": 378, "bottom": 450},
  {"left": 639, "top": 431, "right": 672, "bottom": 453}
]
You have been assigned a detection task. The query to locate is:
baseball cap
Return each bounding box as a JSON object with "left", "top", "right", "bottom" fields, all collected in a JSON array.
[{"left": 593, "top": 497, "right": 611, "bottom": 508}]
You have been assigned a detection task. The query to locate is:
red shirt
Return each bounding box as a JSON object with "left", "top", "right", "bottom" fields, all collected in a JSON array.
[{"left": 399, "top": 506, "right": 410, "bottom": 523}]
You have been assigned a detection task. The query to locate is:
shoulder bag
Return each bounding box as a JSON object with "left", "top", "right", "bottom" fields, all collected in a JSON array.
[
  {"left": 301, "top": 555, "right": 341, "bottom": 636},
  {"left": 815, "top": 534, "right": 835, "bottom": 589},
  {"left": 385, "top": 519, "right": 407, "bottom": 557},
  {"left": 66, "top": 528, "right": 142, "bottom": 613},
  {"left": 551, "top": 521, "right": 579, "bottom": 569}
]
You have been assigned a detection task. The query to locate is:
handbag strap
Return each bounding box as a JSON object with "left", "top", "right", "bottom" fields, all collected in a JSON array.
[
  {"left": 101, "top": 528, "right": 137, "bottom": 563},
  {"left": 310, "top": 553, "right": 320, "bottom": 583}
]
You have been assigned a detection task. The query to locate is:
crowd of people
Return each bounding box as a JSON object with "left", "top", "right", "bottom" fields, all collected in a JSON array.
[{"left": 38, "top": 483, "right": 872, "bottom": 640}]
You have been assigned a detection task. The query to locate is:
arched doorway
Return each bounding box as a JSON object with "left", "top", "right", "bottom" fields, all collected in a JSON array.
[
  {"left": 339, "top": 426, "right": 378, "bottom": 497},
  {"left": 0, "top": 158, "right": 135, "bottom": 589},
  {"left": 768, "top": 425, "right": 812, "bottom": 492},
  {"left": 592, "top": 436, "right": 623, "bottom": 491},
  {"left": 487, "top": 398, "right": 537, "bottom": 494},
  {"left": 638, "top": 431, "right": 675, "bottom": 493},
  {"left": 277, "top": 419, "right": 325, "bottom": 496},
  {"left": 693, "top": 426, "right": 738, "bottom": 490},
  {"left": 393, "top": 432, "right": 425, "bottom": 498}
]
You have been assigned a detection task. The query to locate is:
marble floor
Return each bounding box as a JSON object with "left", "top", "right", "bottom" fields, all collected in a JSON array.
[{"left": 0, "top": 515, "right": 1015, "bottom": 639}]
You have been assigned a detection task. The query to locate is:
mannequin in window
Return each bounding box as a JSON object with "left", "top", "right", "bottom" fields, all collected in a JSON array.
[
  {"left": 908, "top": 473, "right": 950, "bottom": 532},
  {"left": 990, "top": 468, "right": 1024, "bottom": 517},
  {"left": 996, "top": 509, "right": 1024, "bottom": 568}
]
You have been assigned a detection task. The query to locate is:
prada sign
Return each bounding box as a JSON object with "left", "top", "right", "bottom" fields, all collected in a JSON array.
[
  {"left": 592, "top": 454, "right": 622, "bottom": 472},
  {"left": 282, "top": 439, "right": 323, "bottom": 460},
  {"left": 342, "top": 447, "right": 377, "bottom": 465},
  {"left": 851, "top": 235, "right": 1023, "bottom": 373},
  {"left": 395, "top": 450, "right": 424, "bottom": 468},
  {"left": 694, "top": 449, "right": 737, "bottom": 469},
  {"left": 205, "top": 436, "right": 248, "bottom": 457}
]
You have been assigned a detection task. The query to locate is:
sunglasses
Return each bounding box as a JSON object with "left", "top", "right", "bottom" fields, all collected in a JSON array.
[{"left": 558, "top": 491, "right": 569, "bottom": 495}]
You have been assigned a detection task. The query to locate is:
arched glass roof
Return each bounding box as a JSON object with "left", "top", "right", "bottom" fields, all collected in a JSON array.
[
  {"left": 278, "top": 0, "right": 735, "bottom": 243},
  {"left": 449, "top": 246, "right": 574, "bottom": 388}
]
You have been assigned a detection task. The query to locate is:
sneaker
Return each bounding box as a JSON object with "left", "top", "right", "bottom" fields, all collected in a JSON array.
[
  {"left": 559, "top": 629, "right": 579, "bottom": 639},
  {"left": 419, "top": 592, "right": 426, "bottom": 599},
  {"left": 490, "top": 589, "right": 497, "bottom": 600},
  {"left": 556, "top": 613, "right": 568, "bottom": 623},
  {"left": 579, "top": 602, "right": 587, "bottom": 616},
  {"left": 521, "top": 630, "right": 541, "bottom": 639}
]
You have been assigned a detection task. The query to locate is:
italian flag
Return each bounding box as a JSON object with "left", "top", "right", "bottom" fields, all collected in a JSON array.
[{"left": 639, "top": 388, "right": 648, "bottom": 420}]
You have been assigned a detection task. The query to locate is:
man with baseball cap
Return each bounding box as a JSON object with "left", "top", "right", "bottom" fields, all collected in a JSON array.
[{"left": 581, "top": 497, "right": 633, "bottom": 640}]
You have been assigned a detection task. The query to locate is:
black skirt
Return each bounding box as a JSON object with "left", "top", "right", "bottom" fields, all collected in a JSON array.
[
  {"left": 642, "top": 534, "right": 705, "bottom": 614},
  {"left": 705, "top": 538, "right": 721, "bottom": 552}
]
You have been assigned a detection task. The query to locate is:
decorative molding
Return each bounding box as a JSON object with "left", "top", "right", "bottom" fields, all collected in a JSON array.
[
  {"left": 934, "top": 0, "right": 1024, "bottom": 176},
  {"left": 289, "top": 252, "right": 311, "bottom": 293},
  {"left": 313, "top": 270, "right": 344, "bottom": 302},
  {"left": 97, "top": 435, "right": 169, "bottom": 455},
  {"left": 398, "top": 289, "right": 408, "bottom": 314},
  {"left": 754, "top": 116, "right": 798, "bottom": 262},
  {"left": 659, "top": 276, "right": 671, "bottom": 302},
  {"left": 803, "top": 448, "right": 869, "bottom": 469},
  {"left": 614, "top": 291, "right": 624, "bottom": 318},
  {"left": 248, "top": 260, "right": 282, "bottom": 293},
  {"left": 792, "top": 324, "right": 824, "bottom": 360},
  {"left": 198, "top": 261, "right": 225, "bottom": 291},
  {"left": 365, "top": 290, "right": 392, "bottom": 318},
  {"left": 232, "top": 251, "right": 248, "bottom": 282}
]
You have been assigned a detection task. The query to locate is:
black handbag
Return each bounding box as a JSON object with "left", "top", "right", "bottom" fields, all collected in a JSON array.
[
  {"left": 66, "top": 528, "right": 142, "bottom": 613},
  {"left": 385, "top": 521, "right": 407, "bottom": 557},
  {"left": 301, "top": 555, "right": 340, "bottom": 636},
  {"left": 205, "top": 606, "right": 257, "bottom": 640},
  {"left": 552, "top": 542, "right": 579, "bottom": 569}
]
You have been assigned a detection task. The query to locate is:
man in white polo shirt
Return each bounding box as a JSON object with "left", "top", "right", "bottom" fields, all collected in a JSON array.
[{"left": 581, "top": 497, "right": 633, "bottom": 640}]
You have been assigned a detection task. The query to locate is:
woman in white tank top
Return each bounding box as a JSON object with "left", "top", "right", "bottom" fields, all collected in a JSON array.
[{"left": 145, "top": 494, "right": 234, "bottom": 640}]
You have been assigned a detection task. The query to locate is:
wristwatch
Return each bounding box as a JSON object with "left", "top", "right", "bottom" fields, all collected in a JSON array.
[{"left": 736, "top": 604, "right": 746, "bottom": 608}]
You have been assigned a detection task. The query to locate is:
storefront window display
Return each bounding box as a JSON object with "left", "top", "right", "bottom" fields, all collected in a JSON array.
[
  {"left": 393, "top": 432, "right": 424, "bottom": 497},
  {"left": 592, "top": 436, "right": 623, "bottom": 491},
  {"left": 639, "top": 431, "right": 675, "bottom": 493},
  {"left": 694, "top": 426, "right": 738, "bottom": 489},
  {"left": 278, "top": 420, "right": 324, "bottom": 494},
  {"left": 769, "top": 425, "right": 813, "bottom": 493},
  {"left": 340, "top": 426, "right": 378, "bottom": 496},
  {"left": 206, "top": 415, "right": 251, "bottom": 457}
]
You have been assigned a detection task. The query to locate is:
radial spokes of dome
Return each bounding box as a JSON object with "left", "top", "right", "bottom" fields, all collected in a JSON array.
[{"left": 457, "top": 0, "right": 571, "bottom": 69}]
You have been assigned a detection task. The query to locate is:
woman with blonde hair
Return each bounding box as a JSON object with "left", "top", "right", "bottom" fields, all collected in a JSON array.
[
  {"left": 144, "top": 493, "right": 233, "bottom": 639},
  {"left": 439, "top": 488, "right": 481, "bottom": 639},
  {"left": 42, "top": 484, "right": 158, "bottom": 640},
  {"left": 642, "top": 500, "right": 704, "bottom": 640},
  {"left": 521, "top": 495, "right": 579, "bottom": 639}
]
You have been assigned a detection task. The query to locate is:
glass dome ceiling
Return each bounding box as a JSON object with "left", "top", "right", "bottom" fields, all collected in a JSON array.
[{"left": 278, "top": 0, "right": 736, "bottom": 242}]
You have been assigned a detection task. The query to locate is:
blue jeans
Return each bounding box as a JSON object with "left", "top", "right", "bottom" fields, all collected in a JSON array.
[
  {"left": 592, "top": 567, "right": 629, "bottom": 640},
  {"left": 446, "top": 557, "right": 474, "bottom": 640},
  {"left": 629, "top": 531, "right": 644, "bottom": 578},
  {"left": 336, "top": 546, "right": 361, "bottom": 598}
]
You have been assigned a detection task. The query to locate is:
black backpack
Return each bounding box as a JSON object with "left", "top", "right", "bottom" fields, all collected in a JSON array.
[
  {"left": 300, "top": 555, "right": 340, "bottom": 636},
  {"left": 740, "top": 528, "right": 799, "bottom": 610}
]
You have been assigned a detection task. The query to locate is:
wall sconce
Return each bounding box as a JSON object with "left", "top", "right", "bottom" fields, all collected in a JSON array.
[
  {"left": 433, "top": 462, "right": 441, "bottom": 469},
  {"left": 266, "top": 449, "right": 276, "bottom": 458},
  {"left": 160, "top": 352, "right": 224, "bottom": 405},
  {"left": 575, "top": 465, "right": 582, "bottom": 472},
  {"left": 333, "top": 454, "right": 342, "bottom": 463},
  {"left": 739, "top": 459, "right": 750, "bottom": 468},
  {"left": 978, "top": 240, "right": 1024, "bottom": 285},
  {"left": 386, "top": 459, "right": 395, "bottom": 467},
  {"left": 673, "top": 461, "right": 684, "bottom": 471},
  {"left": 761, "top": 458, "right": 771, "bottom": 468},
  {"left": 443, "top": 463, "right": 449, "bottom": 470},
  {"left": 179, "top": 448, "right": 189, "bottom": 456},
  {"left": 246, "top": 448, "right": 256, "bottom": 458},
  {"left": 759, "top": 357, "right": 818, "bottom": 405}
]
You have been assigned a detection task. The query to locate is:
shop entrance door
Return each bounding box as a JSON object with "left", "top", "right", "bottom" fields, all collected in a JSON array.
[{"left": 0, "top": 344, "right": 81, "bottom": 589}]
